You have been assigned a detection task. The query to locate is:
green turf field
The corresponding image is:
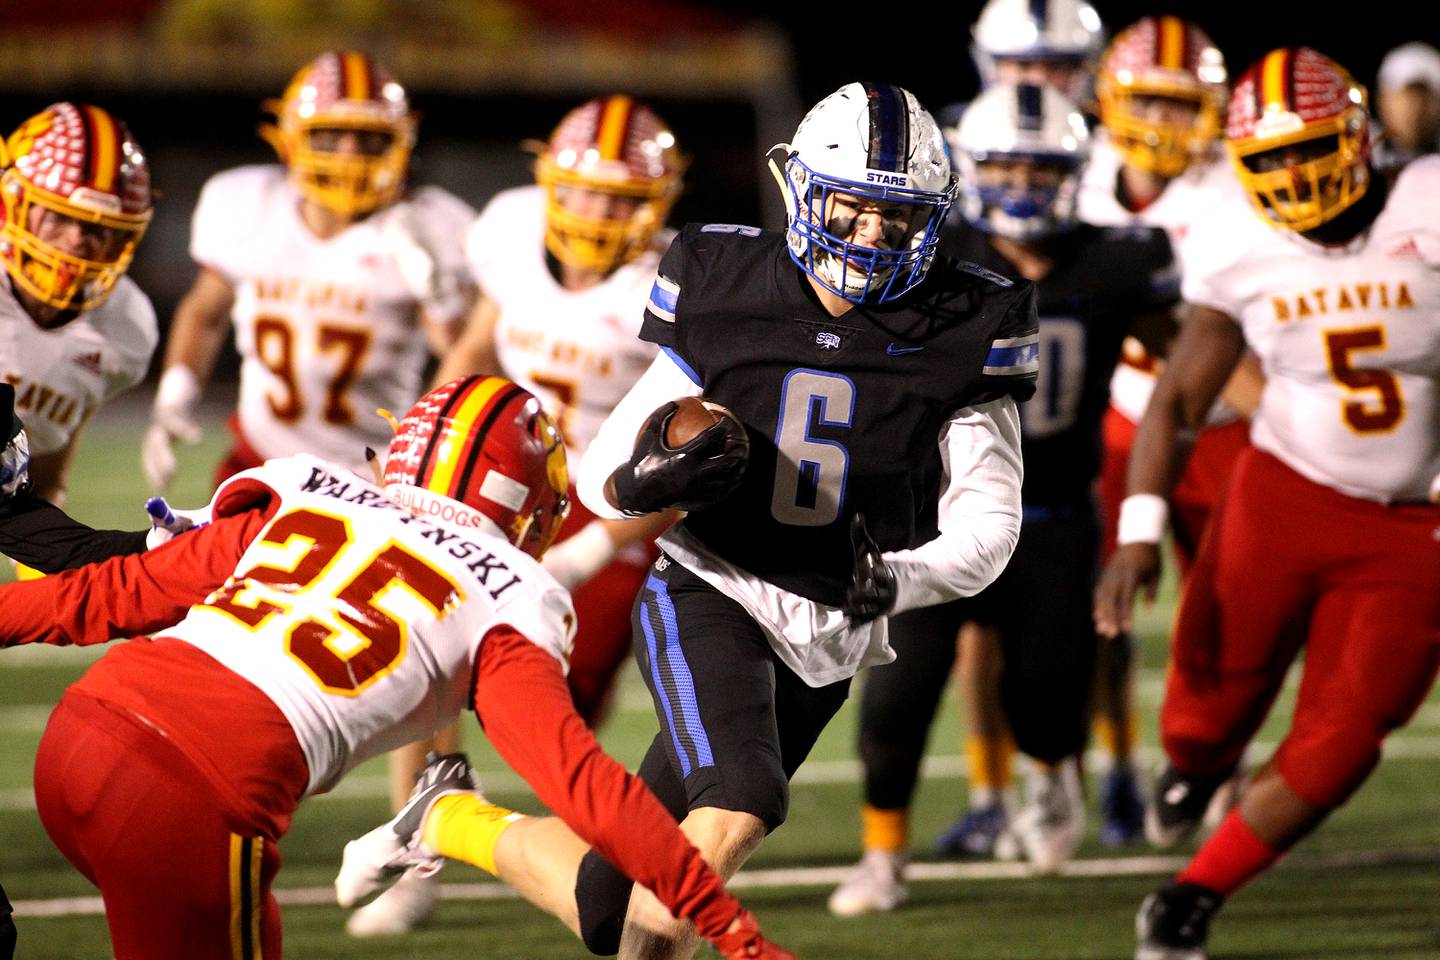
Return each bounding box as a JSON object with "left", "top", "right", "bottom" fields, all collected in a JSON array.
[{"left": 3, "top": 398, "right": 1439, "bottom": 959}]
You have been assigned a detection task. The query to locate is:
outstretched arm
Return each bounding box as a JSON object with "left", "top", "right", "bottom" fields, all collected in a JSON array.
[
  {"left": 0, "top": 489, "right": 276, "bottom": 648},
  {"left": 0, "top": 493, "right": 148, "bottom": 573},
  {"left": 1094, "top": 303, "right": 1246, "bottom": 638}
]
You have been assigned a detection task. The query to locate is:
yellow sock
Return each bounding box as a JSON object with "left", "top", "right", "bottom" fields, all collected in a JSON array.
[
  {"left": 967, "top": 734, "right": 1016, "bottom": 795},
  {"left": 11, "top": 559, "right": 44, "bottom": 581},
  {"left": 1094, "top": 712, "right": 1137, "bottom": 764},
  {"left": 861, "top": 804, "right": 908, "bottom": 853},
  {"left": 421, "top": 793, "right": 526, "bottom": 876}
]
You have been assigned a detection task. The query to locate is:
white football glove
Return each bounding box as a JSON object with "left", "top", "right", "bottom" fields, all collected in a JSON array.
[
  {"left": 383, "top": 211, "right": 467, "bottom": 324},
  {"left": 142, "top": 366, "right": 203, "bottom": 493},
  {"left": 143, "top": 496, "right": 212, "bottom": 550}
]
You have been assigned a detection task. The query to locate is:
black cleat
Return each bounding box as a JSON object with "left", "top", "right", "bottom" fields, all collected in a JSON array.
[
  {"left": 1145, "top": 765, "right": 1238, "bottom": 849},
  {"left": 1135, "top": 881, "right": 1222, "bottom": 960}
]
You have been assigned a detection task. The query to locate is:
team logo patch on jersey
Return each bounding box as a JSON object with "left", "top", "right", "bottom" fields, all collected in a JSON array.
[
  {"left": 69, "top": 351, "right": 103, "bottom": 374},
  {"left": 795, "top": 320, "right": 857, "bottom": 358},
  {"left": 1387, "top": 237, "right": 1422, "bottom": 260}
]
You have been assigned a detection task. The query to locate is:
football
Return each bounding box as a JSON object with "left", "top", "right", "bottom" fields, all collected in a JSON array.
[{"left": 664, "top": 396, "right": 740, "bottom": 449}]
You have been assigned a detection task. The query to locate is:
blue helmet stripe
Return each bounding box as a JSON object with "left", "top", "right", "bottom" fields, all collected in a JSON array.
[
  {"left": 1017, "top": 84, "right": 1045, "bottom": 131},
  {"left": 861, "top": 81, "right": 909, "bottom": 173},
  {"left": 1029, "top": 0, "right": 1048, "bottom": 26}
]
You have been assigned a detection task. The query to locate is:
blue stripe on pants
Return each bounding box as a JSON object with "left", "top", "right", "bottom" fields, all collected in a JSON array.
[{"left": 642, "top": 572, "right": 715, "bottom": 778}]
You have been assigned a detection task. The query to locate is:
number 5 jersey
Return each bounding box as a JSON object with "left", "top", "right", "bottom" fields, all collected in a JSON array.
[{"left": 1181, "top": 156, "right": 1440, "bottom": 503}]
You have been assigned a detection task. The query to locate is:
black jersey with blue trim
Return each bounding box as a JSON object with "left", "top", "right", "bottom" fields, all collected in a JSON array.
[
  {"left": 639, "top": 222, "right": 1038, "bottom": 607},
  {"left": 938, "top": 220, "right": 1176, "bottom": 511}
]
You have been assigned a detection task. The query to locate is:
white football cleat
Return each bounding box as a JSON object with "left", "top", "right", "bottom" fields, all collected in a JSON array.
[
  {"left": 344, "top": 866, "right": 440, "bottom": 938},
  {"left": 335, "top": 752, "right": 480, "bottom": 931},
  {"left": 826, "top": 850, "right": 909, "bottom": 917},
  {"left": 994, "top": 760, "right": 1084, "bottom": 873}
]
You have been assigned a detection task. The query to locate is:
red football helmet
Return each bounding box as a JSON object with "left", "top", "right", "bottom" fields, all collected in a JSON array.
[
  {"left": 383, "top": 377, "right": 570, "bottom": 559},
  {"left": 0, "top": 103, "right": 152, "bottom": 313},
  {"left": 262, "top": 50, "right": 416, "bottom": 218},
  {"left": 532, "top": 95, "right": 684, "bottom": 272},
  {"left": 1096, "top": 17, "right": 1228, "bottom": 177},
  {"left": 1226, "top": 47, "right": 1370, "bottom": 232}
]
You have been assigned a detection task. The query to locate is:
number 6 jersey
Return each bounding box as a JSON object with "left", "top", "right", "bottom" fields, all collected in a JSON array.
[
  {"left": 1181, "top": 156, "right": 1440, "bottom": 503},
  {"left": 191, "top": 165, "right": 475, "bottom": 473}
]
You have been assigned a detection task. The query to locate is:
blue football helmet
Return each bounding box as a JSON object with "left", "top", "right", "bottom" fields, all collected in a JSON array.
[
  {"left": 948, "top": 83, "right": 1091, "bottom": 240},
  {"left": 771, "top": 82, "right": 956, "bottom": 304}
]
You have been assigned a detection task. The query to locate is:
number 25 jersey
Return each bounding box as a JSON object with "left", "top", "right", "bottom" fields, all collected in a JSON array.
[
  {"left": 157, "top": 455, "right": 575, "bottom": 796},
  {"left": 640, "top": 225, "right": 1038, "bottom": 607},
  {"left": 1182, "top": 157, "right": 1440, "bottom": 503}
]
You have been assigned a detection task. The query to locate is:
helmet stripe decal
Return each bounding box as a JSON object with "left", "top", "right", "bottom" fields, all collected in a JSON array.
[
  {"left": 83, "top": 105, "right": 119, "bottom": 194},
  {"left": 1017, "top": 84, "right": 1045, "bottom": 131},
  {"left": 342, "top": 51, "right": 372, "bottom": 102},
  {"left": 1158, "top": 16, "right": 1185, "bottom": 71},
  {"left": 860, "top": 82, "right": 908, "bottom": 173},
  {"left": 452, "top": 384, "right": 530, "bottom": 508},
  {"left": 421, "top": 377, "right": 512, "bottom": 497},
  {"left": 1261, "top": 49, "right": 1293, "bottom": 115},
  {"left": 596, "top": 95, "right": 634, "bottom": 162},
  {"left": 1028, "top": 0, "right": 1048, "bottom": 26},
  {"left": 413, "top": 375, "right": 483, "bottom": 486}
]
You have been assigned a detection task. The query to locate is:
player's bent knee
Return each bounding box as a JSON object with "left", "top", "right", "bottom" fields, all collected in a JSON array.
[
  {"left": 1275, "top": 723, "right": 1384, "bottom": 810},
  {"left": 681, "top": 806, "right": 767, "bottom": 871},
  {"left": 575, "top": 850, "right": 630, "bottom": 955}
]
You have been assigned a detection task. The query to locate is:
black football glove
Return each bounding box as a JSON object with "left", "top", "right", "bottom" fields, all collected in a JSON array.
[
  {"left": 845, "top": 512, "right": 896, "bottom": 625},
  {"left": 607, "top": 401, "right": 749, "bottom": 516}
]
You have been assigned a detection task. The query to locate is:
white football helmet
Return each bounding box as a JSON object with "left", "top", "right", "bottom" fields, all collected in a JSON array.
[
  {"left": 950, "top": 83, "right": 1091, "bottom": 240},
  {"left": 772, "top": 82, "right": 956, "bottom": 304},
  {"left": 972, "top": 0, "right": 1105, "bottom": 102}
]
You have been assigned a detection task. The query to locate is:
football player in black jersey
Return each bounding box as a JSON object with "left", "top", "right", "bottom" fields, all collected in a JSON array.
[
  {"left": 561, "top": 82, "right": 1037, "bottom": 958},
  {"left": 828, "top": 83, "right": 1179, "bottom": 915}
]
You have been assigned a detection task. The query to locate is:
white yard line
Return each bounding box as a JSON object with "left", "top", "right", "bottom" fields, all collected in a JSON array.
[{"left": 13, "top": 845, "right": 1440, "bottom": 918}]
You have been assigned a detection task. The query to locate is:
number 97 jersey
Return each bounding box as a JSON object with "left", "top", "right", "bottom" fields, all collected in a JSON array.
[
  {"left": 1181, "top": 157, "right": 1440, "bottom": 503},
  {"left": 190, "top": 165, "right": 476, "bottom": 474}
]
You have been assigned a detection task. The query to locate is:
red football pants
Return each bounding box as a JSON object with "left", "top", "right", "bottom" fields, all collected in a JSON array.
[
  {"left": 1099, "top": 405, "right": 1252, "bottom": 567},
  {"left": 34, "top": 692, "right": 283, "bottom": 960},
  {"left": 556, "top": 491, "right": 656, "bottom": 726},
  {"left": 1161, "top": 448, "right": 1440, "bottom": 809}
]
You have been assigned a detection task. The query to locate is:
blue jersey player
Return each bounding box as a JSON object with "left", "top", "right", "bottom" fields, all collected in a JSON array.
[{"left": 570, "top": 81, "right": 1038, "bottom": 959}]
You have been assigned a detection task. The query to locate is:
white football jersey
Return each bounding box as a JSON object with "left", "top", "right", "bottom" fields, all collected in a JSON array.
[
  {"left": 468, "top": 186, "right": 663, "bottom": 463},
  {"left": 1079, "top": 134, "right": 1245, "bottom": 423},
  {"left": 191, "top": 165, "right": 475, "bottom": 473},
  {"left": 0, "top": 274, "right": 156, "bottom": 456},
  {"left": 164, "top": 455, "right": 576, "bottom": 796},
  {"left": 1182, "top": 156, "right": 1440, "bottom": 504}
]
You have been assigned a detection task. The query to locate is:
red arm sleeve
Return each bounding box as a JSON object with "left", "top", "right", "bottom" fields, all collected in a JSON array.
[
  {"left": 0, "top": 483, "right": 279, "bottom": 649},
  {"left": 472, "top": 626, "right": 741, "bottom": 941}
]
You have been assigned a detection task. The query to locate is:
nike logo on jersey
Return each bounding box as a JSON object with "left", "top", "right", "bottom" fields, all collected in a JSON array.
[{"left": 886, "top": 343, "right": 924, "bottom": 356}]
